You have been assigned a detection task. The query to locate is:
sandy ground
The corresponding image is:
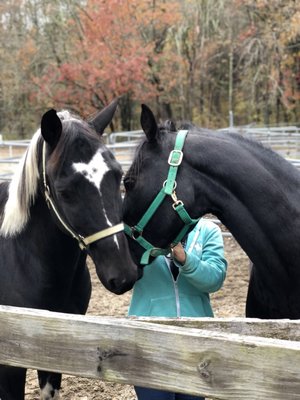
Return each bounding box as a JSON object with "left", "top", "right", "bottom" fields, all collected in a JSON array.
[{"left": 24, "top": 235, "right": 250, "bottom": 400}]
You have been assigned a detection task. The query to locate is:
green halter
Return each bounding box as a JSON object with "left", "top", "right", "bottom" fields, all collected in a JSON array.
[{"left": 124, "top": 130, "right": 200, "bottom": 265}]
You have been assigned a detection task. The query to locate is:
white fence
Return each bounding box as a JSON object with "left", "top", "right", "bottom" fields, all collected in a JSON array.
[
  {"left": 1, "top": 126, "right": 300, "bottom": 182},
  {"left": 0, "top": 132, "right": 143, "bottom": 181},
  {"left": 222, "top": 125, "right": 300, "bottom": 159}
]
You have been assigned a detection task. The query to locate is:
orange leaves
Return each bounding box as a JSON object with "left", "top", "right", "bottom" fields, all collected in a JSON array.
[
  {"left": 41, "top": 0, "right": 181, "bottom": 113},
  {"left": 4, "top": 0, "right": 298, "bottom": 131}
]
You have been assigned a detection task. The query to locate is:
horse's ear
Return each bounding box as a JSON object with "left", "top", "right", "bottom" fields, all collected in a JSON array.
[
  {"left": 89, "top": 98, "right": 119, "bottom": 135},
  {"left": 140, "top": 104, "right": 159, "bottom": 143},
  {"left": 41, "top": 109, "right": 62, "bottom": 149}
]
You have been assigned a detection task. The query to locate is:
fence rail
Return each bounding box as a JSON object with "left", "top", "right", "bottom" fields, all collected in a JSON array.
[
  {"left": 0, "top": 134, "right": 141, "bottom": 181},
  {"left": 1, "top": 126, "right": 300, "bottom": 181},
  {"left": 0, "top": 305, "right": 300, "bottom": 400},
  {"left": 222, "top": 125, "right": 300, "bottom": 158}
]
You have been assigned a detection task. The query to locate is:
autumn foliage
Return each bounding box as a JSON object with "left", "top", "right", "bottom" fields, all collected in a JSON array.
[
  {"left": 0, "top": 0, "right": 299, "bottom": 135},
  {"left": 36, "top": 0, "right": 181, "bottom": 120}
]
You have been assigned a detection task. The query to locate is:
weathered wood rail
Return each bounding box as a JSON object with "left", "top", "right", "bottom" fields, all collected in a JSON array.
[{"left": 0, "top": 305, "right": 299, "bottom": 399}]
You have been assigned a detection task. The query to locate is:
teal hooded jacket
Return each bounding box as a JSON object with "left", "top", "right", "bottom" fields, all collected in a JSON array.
[{"left": 128, "top": 219, "right": 227, "bottom": 318}]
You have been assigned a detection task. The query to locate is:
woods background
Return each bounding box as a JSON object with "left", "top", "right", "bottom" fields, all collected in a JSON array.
[{"left": 0, "top": 0, "right": 299, "bottom": 138}]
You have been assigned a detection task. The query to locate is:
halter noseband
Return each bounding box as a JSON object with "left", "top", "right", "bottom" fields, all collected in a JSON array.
[
  {"left": 124, "top": 130, "right": 200, "bottom": 265},
  {"left": 42, "top": 141, "right": 124, "bottom": 250}
]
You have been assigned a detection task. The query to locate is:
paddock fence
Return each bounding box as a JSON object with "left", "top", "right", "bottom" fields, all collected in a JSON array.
[
  {"left": 1, "top": 125, "right": 300, "bottom": 182},
  {"left": 0, "top": 305, "right": 300, "bottom": 400},
  {"left": 221, "top": 125, "right": 300, "bottom": 169},
  {"left": 0, "top": 131, "right": 144, "bottom": 182},
  {"left": 1, "top": 126, "right": 299, "bottom": 236}
]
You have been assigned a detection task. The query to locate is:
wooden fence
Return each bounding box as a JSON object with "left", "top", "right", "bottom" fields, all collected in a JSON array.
[{"left": 0, "top": 305, "right": 299, "bottom": 399}]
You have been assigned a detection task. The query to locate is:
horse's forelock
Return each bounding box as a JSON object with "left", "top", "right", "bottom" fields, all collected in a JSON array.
[
  {"left": 57, "top": 110, "right": 80, "bottom": 122},
  {"left": 0, "top": 130, "right": 42, "bottom": 237},
  {"left": 48, "top": 118, "right": 99, "bottom": 173},
  {"left": 50, "top": 110, "right": 88, "bottom": 166}
]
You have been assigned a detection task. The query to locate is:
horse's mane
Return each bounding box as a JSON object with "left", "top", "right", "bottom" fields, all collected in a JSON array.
[
  {"left": 128, "top": 119, "right": 300, "bottom": 188},
  {"left": 0, "top": 110, "right": 84, "bottom": 238},
  {"left": 0, "top": 129, "right": 42, "bottom": 237},
  {"left": 224, "top": 129, "right": 300, "bottom": 183}
]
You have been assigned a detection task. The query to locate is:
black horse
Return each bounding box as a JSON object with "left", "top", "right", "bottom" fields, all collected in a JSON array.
[
  {"left": 0, "top": 100, "right": 137, "bottom": 399},
  {"left": 123, "top": 104, "right": 300, "bottom": 321}
]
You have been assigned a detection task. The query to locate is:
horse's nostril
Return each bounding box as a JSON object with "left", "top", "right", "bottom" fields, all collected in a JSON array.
[
  {"left": 108, "top": 277, "right": 134, "bottom": 295},
  {"left": 108, "top": 277, "right": 122, "bottom": 292}
]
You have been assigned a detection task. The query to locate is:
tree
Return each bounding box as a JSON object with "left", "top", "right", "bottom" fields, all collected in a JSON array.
[
  {"left": 235, "top": 0, "right": 300, "bottom": 124},
  {"left": 0, "top": 0, "right": 299, "bottom": 137},
  {"left": 0, "top": 0, "right": 84, "bottom": 137},
  {"left": 34, "top": 0, "right": 181, "bottom": 130}
]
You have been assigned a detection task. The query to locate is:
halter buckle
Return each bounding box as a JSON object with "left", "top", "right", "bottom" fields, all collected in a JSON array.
[
  {"left": 172, "top": 200, "right": 183, "bottom": 210},
  {"left": 168, "top": 150, "right": 183, "bottom": 166},
  {"left": 131, "top": 227, "right": 143, "bottom": 240},
  {"left": 163, "top": 180, "right": 177, "bottom": 191},
  {"left": 78, "top": 234, "right": 88, "bottom": 250},
  {"left": 171, "top": 190, "right": 184, "bottom": 210}
]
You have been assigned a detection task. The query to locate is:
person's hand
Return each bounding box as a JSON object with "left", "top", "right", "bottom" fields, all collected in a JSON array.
[{"left": 171, "top": 242, "right": 186, "bottom": 265}]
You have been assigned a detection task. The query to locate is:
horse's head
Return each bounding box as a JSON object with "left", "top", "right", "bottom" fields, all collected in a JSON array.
[
  {"left": 123, "top": 104, "right": 198, "bottom": 267},
  {"left": 40, "top": 100, "right": 138, "bottom": 294}
]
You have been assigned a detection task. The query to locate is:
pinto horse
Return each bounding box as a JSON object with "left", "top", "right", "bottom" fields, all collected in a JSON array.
[
  {"left": 0, "top": 100, "right": 137, "bottom": 400},
  {"left": 123, "top": 104, "right": 300, "bottom": 320}
]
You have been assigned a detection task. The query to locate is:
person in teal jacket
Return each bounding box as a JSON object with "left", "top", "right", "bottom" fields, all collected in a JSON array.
[{"left": 128, "top": 218, "right": 227, "bottom": 400}]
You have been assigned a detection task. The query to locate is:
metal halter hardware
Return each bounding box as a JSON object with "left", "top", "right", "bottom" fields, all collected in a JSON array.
[
  {"left": 42, "top": 142, "right": 124, "bottom": 250},
  {"left": 124, "top": 130, "right": 200, "bottom": 265}
]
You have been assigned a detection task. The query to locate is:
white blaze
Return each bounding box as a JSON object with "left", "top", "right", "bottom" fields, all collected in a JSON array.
[
  {"left": 73, "top": 150, "right": 109, "bottom": 190},
  {"left": 73, "top": 150, "right": 120, "bottom": 248}
]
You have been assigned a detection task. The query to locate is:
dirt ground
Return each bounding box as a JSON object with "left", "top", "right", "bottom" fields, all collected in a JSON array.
[{"left": 24, "top": 235, "right": 250, "bottom": 400}]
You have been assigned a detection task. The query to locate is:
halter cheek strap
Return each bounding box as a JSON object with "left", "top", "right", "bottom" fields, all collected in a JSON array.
[
  {"left": 42, "top": 142, "right": 124, "bottom": 250},
  {"left": 124, "top": 130, "right": 200, "bottom": 265}
]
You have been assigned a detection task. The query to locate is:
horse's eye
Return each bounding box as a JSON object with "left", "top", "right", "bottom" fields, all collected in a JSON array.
[
  {"left": 123, "top": 176, "right": 136, "bottom": 191},
  {"left": 58, "top": 189, "right": 73, "bottom": 202}
]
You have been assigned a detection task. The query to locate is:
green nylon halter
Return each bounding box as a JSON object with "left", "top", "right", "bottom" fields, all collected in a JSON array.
[{"left": 124, "top": 130, "right": 200, "bottom": 265}]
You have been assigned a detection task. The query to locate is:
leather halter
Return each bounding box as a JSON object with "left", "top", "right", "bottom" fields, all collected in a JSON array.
[
  {"left": 42, "top": 141, "right": 124, "bottom": 250},
  {"left": 124, "top": 130, "right": 200, "bottom": 264}
]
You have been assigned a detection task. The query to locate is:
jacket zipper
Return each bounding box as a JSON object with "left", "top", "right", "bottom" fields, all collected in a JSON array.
[
  {"left": 166, "top": 228, "right": 200, "bottom": 318},
  {"left": 173, "top": 278, "right": 181, "bottom": 317},
  {"left": 165, "top": 257, "right": 181, "bottom": 317}
]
